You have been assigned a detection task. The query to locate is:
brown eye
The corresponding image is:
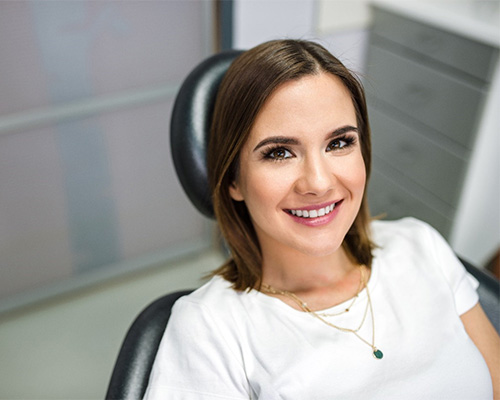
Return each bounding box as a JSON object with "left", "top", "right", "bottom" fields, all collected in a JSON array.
[
  {"left": 263, "top": 147, "right": 293, "bottom": 161},
  {"left": 326, "top": 136, "right": 355, "bottom": 152},
  {"left": 329, "top": 140, "right": 342, "bottom": 149},
  {"left": 271, "top": 149, "right": 287, "bottom": 159}
]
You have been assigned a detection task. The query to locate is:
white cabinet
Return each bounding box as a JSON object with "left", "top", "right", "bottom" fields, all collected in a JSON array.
[{"left": 365, "top": 2, "right": 499, "bottom": 244}]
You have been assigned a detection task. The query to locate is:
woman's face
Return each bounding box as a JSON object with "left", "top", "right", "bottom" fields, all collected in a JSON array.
[{"left": 229, "top": 72, "right": 366, "bottom": 260}]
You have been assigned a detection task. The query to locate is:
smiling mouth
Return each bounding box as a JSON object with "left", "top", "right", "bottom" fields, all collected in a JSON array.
[{"left": 286, "top": 201, "right": 340, "bottom": 218}]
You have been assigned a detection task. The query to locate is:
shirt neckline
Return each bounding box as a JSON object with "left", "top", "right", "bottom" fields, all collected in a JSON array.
[{"left": 251, "top": 258, "right": 380, "bottom": 316}]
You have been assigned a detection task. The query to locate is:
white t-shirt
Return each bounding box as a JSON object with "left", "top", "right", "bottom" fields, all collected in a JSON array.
[{"left": 144, "top": 218, "right": 493, "bottom": 399}]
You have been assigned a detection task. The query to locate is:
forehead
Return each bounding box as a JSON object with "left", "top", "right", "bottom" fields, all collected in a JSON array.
[{"left": 247, "top": 72, "right": 356, "bottom": 142}]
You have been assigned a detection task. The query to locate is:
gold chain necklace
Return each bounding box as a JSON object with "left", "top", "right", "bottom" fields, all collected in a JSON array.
[
  {"left": 261, "top": 266, "right": 384, "bottom": 360},
  {"left": 318, "top": 266, "right": 363, "bottom": 317}
]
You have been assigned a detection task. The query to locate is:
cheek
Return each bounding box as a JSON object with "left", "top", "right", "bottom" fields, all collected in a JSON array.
[
  {"left": 341, "top": 155, "right": 366, "bottom": 194},
  {"left": 242, "top": 168, "right": 292, "bottom": 211}
]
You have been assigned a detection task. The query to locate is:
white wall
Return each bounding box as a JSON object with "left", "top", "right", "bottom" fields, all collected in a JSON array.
[
  {"left": 0, "top": 1, "right": 213, "bottom": 312},
  {"left": 233, "top": 0, "right": 316, "bottom": 49},
  {"left": 450, "top": 62, "right": 500, "bottom": 266},
  {"left": 233, "top": 0, "right": 370, "bottom": 74}
]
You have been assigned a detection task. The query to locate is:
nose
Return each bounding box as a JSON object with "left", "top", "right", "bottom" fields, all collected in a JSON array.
[{"left": 294, "top": 155, "right": 335, "bottom": 197}]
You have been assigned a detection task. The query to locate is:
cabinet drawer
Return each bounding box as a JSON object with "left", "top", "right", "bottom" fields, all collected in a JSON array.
[
  {"left": 371, "top": 7, "right": 498, "bottom": 82},
  {"left": 369, "top": 107, "right": 466, "bottom": 207},
  {"left": 368, "top": 169, "right": 452, "bottom": 237},
  {"left": 366, "top": 44, "right": 484, "bottom": 149}
]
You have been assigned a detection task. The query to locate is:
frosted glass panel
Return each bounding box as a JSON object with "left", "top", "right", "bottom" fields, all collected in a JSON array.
[
  {"left": 0, "top": 1, "right": 208, "bottom": 114},
  {"left": 0, "top": 126, "right": 73, "bottom": 298},
  {"left": 0, "top": 1, "right": 213, "bottom": 307}
]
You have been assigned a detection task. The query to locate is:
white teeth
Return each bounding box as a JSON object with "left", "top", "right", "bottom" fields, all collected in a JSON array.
[{"left": 289, "top": 203, "right": 337, "bottom": 219}]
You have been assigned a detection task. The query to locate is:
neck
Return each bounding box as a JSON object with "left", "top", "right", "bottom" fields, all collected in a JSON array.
[
  {"left": 259, "top": 242, "right": 369, "bottom": 311},
  {"left": 261, "top": 245, "right": 357, "bottom": 293}
]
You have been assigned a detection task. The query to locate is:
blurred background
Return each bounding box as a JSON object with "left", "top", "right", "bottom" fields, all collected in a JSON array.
[{"left": 0, "top": 0, "right": 498, "bottom": 398}]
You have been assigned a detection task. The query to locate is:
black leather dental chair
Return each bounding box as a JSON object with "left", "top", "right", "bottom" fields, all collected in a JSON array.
[{"left": 105, "top": 50, "right": 500, "bottom": 400}]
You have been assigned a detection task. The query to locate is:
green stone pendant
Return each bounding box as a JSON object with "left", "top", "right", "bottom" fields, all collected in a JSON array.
[{"left": 373, "top": 349, "right": 384, "bottom": 359}]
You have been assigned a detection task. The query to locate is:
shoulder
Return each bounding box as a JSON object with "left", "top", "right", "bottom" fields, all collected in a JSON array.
[
  {"left": 370, "top": 216, "right": 433, "bottom": 237},
  {"left": 370, "top": 217, "right": 437, "bottom": 256},
  {"left": 369, "top": 217, "right": 460, "bottom": 282},
  {"left": 170, "top": 275, "right": 246, "bottom": 327},
  {"left": 370, "top": 217, "right": 463, "bottom": 265},
  {"left": 161, "top": 276, "right": 247, "bottom": 358},
  {"left": 370, "top": 218, "right": 479, "bottom": 314},
  {"left": 147, "top": 280, "right": 251, "bottom": 398},
  {"left": 179, "top": 275, "right": 241, "bottom": 308}
]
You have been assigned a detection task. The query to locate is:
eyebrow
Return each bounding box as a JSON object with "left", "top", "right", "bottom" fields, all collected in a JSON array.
[
  {"left": 253, "top": 136, "right": 299, "bottom": 152},
  {"left": 327, "top": 125, "right": 358, "bottom": 138},
  {"left": 252, "top": 125, "right": 359, "bottom": 152}
]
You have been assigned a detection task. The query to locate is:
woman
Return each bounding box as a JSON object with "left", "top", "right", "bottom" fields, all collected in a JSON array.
[{"left": 144, "top": 39, "right": 499, "bottom": 399}]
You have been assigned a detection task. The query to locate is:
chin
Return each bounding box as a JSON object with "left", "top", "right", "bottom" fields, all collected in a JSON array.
[{"left": 291, "top": 240, "right": 344, "bottom": 259}]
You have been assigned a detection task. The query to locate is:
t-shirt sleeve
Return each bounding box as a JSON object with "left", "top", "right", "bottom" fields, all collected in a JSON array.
[
  {"left": 421, "top": 220, "right": 479, "bottom": 316},
  {"left": 143, "top": 297, "right": 250, "bottom": 400}
]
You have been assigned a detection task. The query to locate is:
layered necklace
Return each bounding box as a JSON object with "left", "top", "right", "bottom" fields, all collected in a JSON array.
[{"left": 261, "top": 266, "right": 383, "bottom": 360}]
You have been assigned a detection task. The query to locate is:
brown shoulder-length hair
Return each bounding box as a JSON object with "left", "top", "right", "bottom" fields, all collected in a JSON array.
[{"left": 208, "top": 39, "right": 374, "bottom": 291}]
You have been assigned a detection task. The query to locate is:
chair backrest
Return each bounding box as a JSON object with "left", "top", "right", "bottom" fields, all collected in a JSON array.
[
  {"left": 170, "top": 49, "right": 243, "bottom": 218},
  {"left": 105, "top": 290, "right": 192, "bottom": 400}
]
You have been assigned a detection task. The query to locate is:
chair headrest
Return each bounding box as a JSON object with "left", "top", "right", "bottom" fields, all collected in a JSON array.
[{"left": 170, "top": 50, "right": 243, "bottom": 218}]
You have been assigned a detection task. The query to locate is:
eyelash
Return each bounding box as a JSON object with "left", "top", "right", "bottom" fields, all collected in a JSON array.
[
  {"left": 261, "top": 135, "right": 357, "bottom": 161},
  {"left": 326, "top": 135, "right": 356, "bottom": 152}
]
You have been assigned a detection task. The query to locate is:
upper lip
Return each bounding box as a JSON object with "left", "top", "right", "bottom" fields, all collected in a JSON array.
[{"left": 285, "top": 200, "right": 340, "bottom": 212}]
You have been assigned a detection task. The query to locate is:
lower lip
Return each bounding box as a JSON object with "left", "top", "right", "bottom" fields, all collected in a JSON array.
[{"left": 287, "top": 201, "right": 342, "bottom": 227}]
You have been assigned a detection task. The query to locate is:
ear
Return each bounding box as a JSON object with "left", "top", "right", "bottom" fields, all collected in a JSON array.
[{"left": 229, "top": 181, "right": 245, "bottom": 202}]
